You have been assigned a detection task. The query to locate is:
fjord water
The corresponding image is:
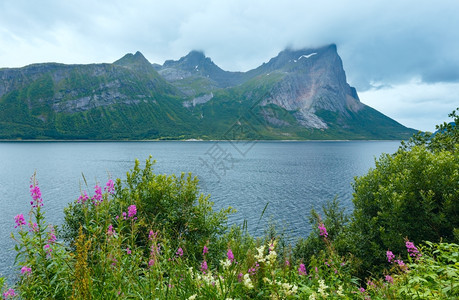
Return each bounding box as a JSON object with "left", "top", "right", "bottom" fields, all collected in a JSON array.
[{"left": 0, "top": 140, "right": 400, "bottom": 279}]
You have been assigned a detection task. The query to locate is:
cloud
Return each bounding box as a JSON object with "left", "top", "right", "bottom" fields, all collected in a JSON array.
[{"left": 359, "top": 79, "right": 459, "bottom": 132}]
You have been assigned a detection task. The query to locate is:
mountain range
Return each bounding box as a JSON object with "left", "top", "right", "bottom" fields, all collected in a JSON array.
[{"left": 0, "top": 44, "right": 417, "bottom": 140}]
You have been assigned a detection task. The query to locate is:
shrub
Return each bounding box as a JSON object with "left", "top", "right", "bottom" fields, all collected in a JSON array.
[
  {"left": 345, "top": 109, "right": 459, "bottom": 276},
  {"left": 62, "top": 156, "right": 235, "bottom": 264}
]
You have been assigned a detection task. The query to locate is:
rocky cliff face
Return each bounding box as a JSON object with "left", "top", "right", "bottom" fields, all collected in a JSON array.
[
  {"left": 259, "top": 45, "right": 364, "bottom": 129},
  {"left": 156, "top": 44, "right": 364, "bottom": 129}
]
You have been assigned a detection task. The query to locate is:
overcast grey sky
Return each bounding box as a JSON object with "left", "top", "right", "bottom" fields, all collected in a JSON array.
[{"left": 1, "top": 0, "right": 458, "bottom": 132}]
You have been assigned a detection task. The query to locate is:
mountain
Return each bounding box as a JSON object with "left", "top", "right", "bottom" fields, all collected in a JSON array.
[{"left": 0, "top": 45, "right": 417, "bottom": 140}]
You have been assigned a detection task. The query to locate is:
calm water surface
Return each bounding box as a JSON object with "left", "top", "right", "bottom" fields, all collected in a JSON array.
[{"left": 0, "top": 140, "right": 400, "bottom": 280}]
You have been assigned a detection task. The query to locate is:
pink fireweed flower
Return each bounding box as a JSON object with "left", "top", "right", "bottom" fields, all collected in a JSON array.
[
  {"left": 77, "top": 191, "right": 89, "bottom": 204},
  {"left": 203, "top": 245, "right": 209, "bottom": 255},
  {"left": 227, "top": 248, "right": 234, "bottom": 262},
  {"left": 126, "top": 247, "right": 131, "bottom": 255},
  {"left": 359, "top": 287, "right": 366, "bottom": 293},
  {"left": 285, "top": 260, "right": 290, "bottom": 267},
  {"left": 14, "top": 214, "right": 26, "bottom": 228},
  {"left": 48, "top": 225, "right": 57, "bottom": 243},
  {"left": 148, "top": 259, "right": 155, "bottom": 267},
  {"left": 44, "top": 244, "right": 52, "bottom": 257},
  {"left": 385, "top": 275, "right": 394, "bottom": 284},
  {"left": 248, "top": 262, "right": 260, "bottom": 276},
  {"left": 105, "top": 179, "right": 115, "bottom": 194},
  {"left": 386, "top": 250, "right": 395, "bottom": 263},
  {"left": 200, "top": 260, "right": 208, "bottom": 274},
  {"left": 92, "top": 184, "right": 103, "bottom": 205},
  {"left": 238, "top": 272, "right": 244, "bottom": 282},
  {"left": 298, "top": 263, "right": 307, "bottom": 275},
  {"left": 176, "top": 247, "right": 184, "bottom": 257},
  {"left": 318, "top": 223, "right": 328, "bottom": 237},
  {"left": 3, "top": 288, "right": 16, "bottom": 298},
  {"left": 128, "top": 205, "right": 137, "bottom": 218},
  {"left": 30, "top": 183, "right": 43, "bottom": 207},
  {"left": 107, "top": 224, "right": 115, "bottom": 236},
  {"left": 395, "top": 259, "right": 408, "bottom": 271},
  {"left": 406, "top": 240, "right": 421, "bottom": 259},
  {"left": 149, "top": 230, "right": 158, "bottom": 241},
  {"left": 367, "top": 280, "right": 376, "bottom": 288},
  {"left": 21, "top": 265, "right": 32, "bottom": 275},
  {"left": 29, "top": 222, "right": 38, "bottom": 233}
]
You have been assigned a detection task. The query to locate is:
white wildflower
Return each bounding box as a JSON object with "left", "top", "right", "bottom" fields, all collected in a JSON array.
[
  {"left": 254, "top": 245, "right": 266, "bottom": 262},
  {"left": 337, "top": 285, "right": 344, "bottom": 296},
  {"left": 318, "top": 279, "right": 329, "bottom": 297},
  {"left": 220, "top": 258, "right": 232, "bottom": 269},
  {"left": 243, "top": 273, "right": 254, "bottom": 289},
  {"left": 187, "top": 294, "right": 197, "bottom": 300},
  {"left": 266, "top": 250, "right": 277, "bottom": 265}
]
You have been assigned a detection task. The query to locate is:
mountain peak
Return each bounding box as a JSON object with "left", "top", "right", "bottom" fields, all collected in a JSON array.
[{"left": 113, "top": 51, "right": 152, "bottom": 69}]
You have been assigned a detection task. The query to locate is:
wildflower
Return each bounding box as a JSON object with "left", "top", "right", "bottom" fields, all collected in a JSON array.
[
  {"left": 148, "top": 230, "right": 158, "bottom": 241},
  {"left": 77, "top": 191, "right": 89, "bottom": 204},
  {"left": 148, "top": 259, "right": 155, "bottom": 267},
  {"left": 266, "top": 249, "right": 277, "bottom": 265},
  {"left": 200, "top": 260, "right": 208, "bottom": 273},
  {"left": 107, "top": 224, "right": 115, "bottom": 236},
  {"left": 406, "top": 240, "right": 421, "bottom": 259},
  {"left": 3, "top": 288, "right": 16, "bottom": 299},
  {"left": 298, "top": 263, "right": 307, "bottom": 275},
  {"left": 269, "top": 239, "right": 277, "bottom": 252},
  {"left": 395, "top": 259, "right": 405, "bottom": 268},
  {"left": 187, "top": 295, "right": 197, "bottom": 300},
  {"left": 318, "top": 223, "right": 328, "bottom": 238},
  {"left": 309, "top": 292, "right": 317, "bottom": 300},
  {"left": 285, "top": 260, "right": 290, "bottom": 267},
  {"left": 386, "top": 250, "right": 395, "bottom": 263},
  {"left": 29, "top": 222, "right": 38, "bottom": 233},
  {"left": 122, "top": 212, "right": 127, "bottom": 219},
  {"left": 14, "top": 214, "right": 26, "bottom": 228},
  {"left": 21, "top": 265, "right": 32, "bottom": 275},
  {"left": 220, "top": 259, "right": 231, "bottom": 269},
  {"left": 337, "top": 285, "right": 344, "bottom": 296},
  {"left": 248, "top": 263, "right": 259, "bottom": 276},
  {"left": 44, "top": 244, "right": 52, "bottom": 255},
  {"left": 92, "top": 184, "right": 103, "bottom": 204},
  {"left": 48, "top": 225, "right": 57, "bottom": 243},
  {"left": 367, "top": 280, "right": 376, "bottom": 288},
  {"left": 176, "top": 247, "right": 184, "bottom": 257},
  {"left": 385, "top": 275, "right": 394, "bottom": 284},
  {"left": 243, "top": 273, "right": 254, "bottom": 289},
  {"left": 317, "top": 280, "right": 329, "bottom": 297},
  {"left": 238, "top": 272, "right": 243, "bottom": 282},
  {"left": 227, "top": 248, "right": 234, "bottom": 262},
  {"left": 203, "top": 245, "right": 209, "bottom": 255},
  {"left": 254, "top": 245, "right": 265, "bottom": 262},
  {"left": 126, "top": 247, "right": 131, "bottom": 255},
  {"left": 128, "top": 205, "right": 137, "bottom": 218},
  {"left": 359, "top": 287, "right": 366, "bottom": 293},
  {"left": 279, "top": 282, "right": 298, "bottom": 296},
  {"left": 30, "top": 183, "right": 43, "bottom": 207},
  {"left": 105, "top": 179, "right": 115, "bottom": 194}
]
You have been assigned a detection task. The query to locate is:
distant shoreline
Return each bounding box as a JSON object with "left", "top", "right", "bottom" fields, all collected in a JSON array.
[{"left": 0, "top": 139, "right": 403, "bottom": 142}]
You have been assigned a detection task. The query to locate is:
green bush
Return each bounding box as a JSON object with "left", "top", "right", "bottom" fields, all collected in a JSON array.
[
  {"left": 345, "top": 109, "right": 459, "bottom": 276},
  {"left": 63, "top": 156, "right": 234, "bottom": 263}
]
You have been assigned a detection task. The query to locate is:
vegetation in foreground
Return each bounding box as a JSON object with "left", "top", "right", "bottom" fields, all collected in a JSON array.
[{"left": 1, "top": 109, "right": 458, "bottom": 299}]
